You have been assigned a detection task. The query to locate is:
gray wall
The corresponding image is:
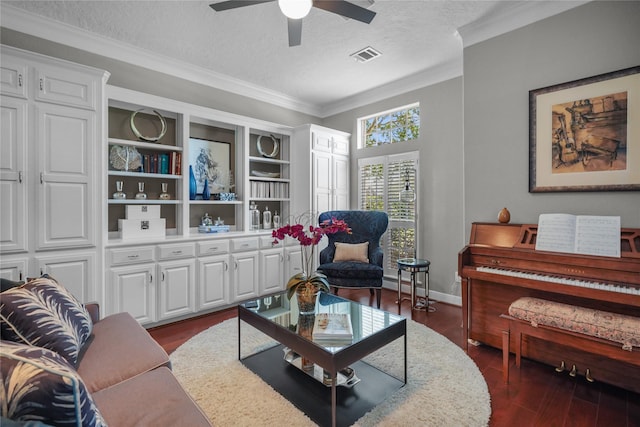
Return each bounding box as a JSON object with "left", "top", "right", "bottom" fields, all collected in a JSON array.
[
  {"left": 464, "top": 1, "right": 640, "bottom": 235},
  {"left": 323, "top": 77, "right": 465, "bottom": 298}
]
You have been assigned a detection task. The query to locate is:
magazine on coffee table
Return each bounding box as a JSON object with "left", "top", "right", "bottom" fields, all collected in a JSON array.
[{"left": 312, "top": 313, "right": 353, "bottom": 341}]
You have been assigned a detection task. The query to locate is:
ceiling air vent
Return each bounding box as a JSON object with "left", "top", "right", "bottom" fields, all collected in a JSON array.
[{"left": 350, "top": 46, "right": 382, "bottom": 63}]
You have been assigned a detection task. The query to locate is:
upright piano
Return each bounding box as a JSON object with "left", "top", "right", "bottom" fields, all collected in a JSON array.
[{"left": 458, "top": 222, "right": 640, "bottom": 392}]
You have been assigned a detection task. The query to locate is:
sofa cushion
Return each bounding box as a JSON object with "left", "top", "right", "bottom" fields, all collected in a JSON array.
[
  {"left": 92, "top": 366, "right": 212, "bottom": 427},
  {"left": 0, "top": 340, "right": 107, "bottom": 427},
  {"left": 317, "top": 262, "right": 383, "bottom": 279},
  {"left": 0, "top": 276, "right": 93, "bottom": 367},
  {"left": 77, "top": 312, "right": 170, "bottom": 393},
  {"left": 333, "top": 242, "right": 369, "bottom": 263}
]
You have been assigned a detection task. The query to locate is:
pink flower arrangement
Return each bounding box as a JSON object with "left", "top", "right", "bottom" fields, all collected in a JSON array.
[
  {"left": 271, "top": 217, "right": 351, "bottom": 247},
  {"left": 272, "top": 216, "right": 351, "bottom": 300}
]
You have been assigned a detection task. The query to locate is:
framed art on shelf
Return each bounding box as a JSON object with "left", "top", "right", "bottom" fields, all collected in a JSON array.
[
  {"left": 529, "top": 66, "right": 640, "bottom": 192},
  {"left": 188, "top": 138, "right": 231, "bottom": 194}
]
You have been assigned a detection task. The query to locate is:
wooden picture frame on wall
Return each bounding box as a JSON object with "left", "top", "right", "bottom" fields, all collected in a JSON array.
[{"left": 529, "top": 66, "right": 640, "bottom": 192}]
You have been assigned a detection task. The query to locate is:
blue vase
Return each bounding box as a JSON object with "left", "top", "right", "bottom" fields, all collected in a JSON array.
[
  {"left": 189, "top": 165, "right": 197, "bottom": 200},
  {"left": 203, "top": 178, "right": 210, "bottom": 200}
]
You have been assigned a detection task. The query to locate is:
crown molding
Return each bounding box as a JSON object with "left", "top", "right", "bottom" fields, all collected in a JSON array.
[
  {"left": 457, "top": 0, "right": 591, "bottom": 48},
  {"left": 0, "top": 4, "right": 323, "bottom": 117}
]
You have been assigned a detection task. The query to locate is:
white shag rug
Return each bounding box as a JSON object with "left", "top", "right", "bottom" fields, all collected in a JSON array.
[{"left": 171, "top": 318, "right": 490, "bottom": 426}]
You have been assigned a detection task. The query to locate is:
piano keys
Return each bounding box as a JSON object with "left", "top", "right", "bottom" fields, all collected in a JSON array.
[{"left": 458, "top": 222, "right": 640, "bottom": 393}]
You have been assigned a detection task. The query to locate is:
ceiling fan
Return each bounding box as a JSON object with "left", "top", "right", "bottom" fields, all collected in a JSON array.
[{"left": 209, "top": 0, "right": 376, "bottom": 47}]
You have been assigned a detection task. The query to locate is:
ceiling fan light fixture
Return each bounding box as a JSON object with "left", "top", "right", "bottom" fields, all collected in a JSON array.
[{"left": 278, "top": 0, "right": 312, "bottom": 19}]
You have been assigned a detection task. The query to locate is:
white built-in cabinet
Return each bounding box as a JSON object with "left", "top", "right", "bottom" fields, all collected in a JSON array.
[
  {"left": 291, "top": 124, "right": 351, "bottom": 218},
  {"left": 0, "top": 45, "right": 353, "bottom": 328},
  {"left": 0, "top": 45, "right": 108, "bottom": 307}
]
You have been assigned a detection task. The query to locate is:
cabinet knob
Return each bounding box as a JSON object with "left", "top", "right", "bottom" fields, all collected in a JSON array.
[
  {"left": 18, "top": 171, "right": 23, "bottom": 183},
  {"left": 224, "top": 261, "right": 228, "bottom": 271},
  {"left": 172, "top": 250, "right": 182, "bottom": 255},
  {"left": 18, "top": 74, "right": 23, "bottom": 87},
  {"left": 40, "top": 172, "right": 44, "bottom": 184},
  {"left": 39, "top": 78, "right": 44, "bottom": 91},
  {"left": 149, "top": 274, "right": 153, "bottom": 283}
]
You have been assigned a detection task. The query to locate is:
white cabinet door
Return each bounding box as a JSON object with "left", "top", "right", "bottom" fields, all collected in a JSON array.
[
  {"left": 35, "top": 103, "right": 95, "bottom": 250},
  {"left": 198, "top": 254, "right": 229, "bottom": 311},
  {"left": 36, "top": 251, "right": 96, "bottom": 304},
  {"left": 231, "top": 251, "right": 259, "bottom": 302},
  {"left": 0, "top": 257, "right": 28, "bottom": 282},
  {"left": 0, "top": 97, "right": 27, "bottom": 253},
  {"left": 0, "top": 57, "right": 28, "bottom": 98},
  {"left": 284, "top": 246, "right": 303, "bottom": 278},
  {"left": 259, "top": 247, "right": 284, "bottom": 294},
  {"left": 111, "top": 263, "right": 156, "bottom": 325},
  {"left": 312, "top": 151, "right": 332, "bottom": 215},
  {"left": 34, "top": 64, "right": 98, "bottom": 110},
  {"left": 158, "top": 258, "right": 196, "bottom": 321},
  {"left": 333, "top": 154, "right": 350, "bottom": 211}
]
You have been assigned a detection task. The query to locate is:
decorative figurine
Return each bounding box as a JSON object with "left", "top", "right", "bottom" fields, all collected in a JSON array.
[
  {"left": 135, "top": 182, "right": 147, "bottom": 199},
  {"left": 159, "top": 182, "right": 171, "bottom": 200}
]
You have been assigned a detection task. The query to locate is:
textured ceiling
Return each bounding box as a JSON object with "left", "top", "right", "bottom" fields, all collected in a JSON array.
[{"left": 3, "top": 1, "right": 581, "bottom": 114}]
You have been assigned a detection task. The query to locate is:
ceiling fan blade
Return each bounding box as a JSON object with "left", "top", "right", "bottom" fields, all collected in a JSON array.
[
  {"left": 288, "top": 18, "right": 303, "bottom": 47},
  {"left": 209, "top": 0, "right": 275, "bottom": 12},
  {"left": 312, "top": 0, "right": 376, "bottom": 24}
]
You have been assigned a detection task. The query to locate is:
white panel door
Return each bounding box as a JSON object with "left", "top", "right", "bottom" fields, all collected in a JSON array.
[
  {"left": 37, "top": 252, "right": 95, "bottom": 304},
  {"left": 0, "top": 57, "right": 28, "bottom": 98},
  {"left": 34, "top": 64, "right": 97, "bottom": 110},
  {"left": 0, "top": 258, "right": 28, "bottom": 282},
  {"left": 158, "top": 259, "right": 195, "bottom": 320},
  {"left": 333, "top": 154, "right": 350, "bottom": 211},
  {"left": 312, "top": 151, "right": 332, "bottom": 215},
  {"left": 36, "top": 103, "right": 94, "bottom": 250},
  {"left": 259, "top": 247, "right": 284, "bottom": 294},
  {"left": 111, "top": 263, "right": 156, "bottom": 324},
  {"left": 198, "top": 254, "right": 229, "bottom": 310},
  {"left": 285, "top": 246, "right": 303, "bottom": 278},
  {"left": 231, "top": 251, "right": 259, "bottom": 302},
  {"left": 0, "top": 97, "right": 27, "bottom": 252}
]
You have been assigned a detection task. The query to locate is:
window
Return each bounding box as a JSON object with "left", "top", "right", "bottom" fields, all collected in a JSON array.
[
  {"left": 358, "top": 103, "right": 420, "bottom": 148},
  {"left": 358, "top": 152, "right": 418, "bottom": 278}
]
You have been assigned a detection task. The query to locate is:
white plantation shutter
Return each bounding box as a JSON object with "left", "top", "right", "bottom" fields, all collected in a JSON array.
[{"left": 358, "top": 152, "right": 418, "bottom": 278}]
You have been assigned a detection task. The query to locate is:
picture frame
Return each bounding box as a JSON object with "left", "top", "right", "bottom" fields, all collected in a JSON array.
[
  {"left": 529, "top": 66, "right": 640, "bottom": 192},
  {"left": 188, "top": 138, "right": 231, "bottom": 194}
]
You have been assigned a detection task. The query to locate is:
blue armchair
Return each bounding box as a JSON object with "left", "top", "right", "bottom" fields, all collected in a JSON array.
[{"left": 317, "top": 210, "right": 388, "bottom": 308}]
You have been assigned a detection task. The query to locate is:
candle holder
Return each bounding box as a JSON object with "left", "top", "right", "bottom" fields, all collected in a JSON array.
[
  {"left": 159, "top": 182, "right": 171, "bottom": 200},
  {"left": 113, "top": 181, "right": 126, "bottom": 200},
  {"left": 135, "top": 182, "right": 147, "bottom": 200}
]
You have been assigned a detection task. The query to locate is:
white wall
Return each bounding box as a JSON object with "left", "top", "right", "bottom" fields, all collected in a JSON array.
[{"left": 463, "top": 1, "right": 640, "bottom": 235}]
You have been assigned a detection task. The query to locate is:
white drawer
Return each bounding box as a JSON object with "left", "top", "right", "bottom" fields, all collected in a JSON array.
[
  {"left": 157, "top": 243, "right": 195, "bottom": 260},
  {"left": 109, "top": 246, "right": 155, "bottom": 266},
  {"left": 259, "top": 235, "right": 281, "bottom": 249},
  {"left": 230, "top": 237, "right": 259, "bottom": 252},
  {"left": 197, "top": 240, "right": 230, "bottom": 256}
]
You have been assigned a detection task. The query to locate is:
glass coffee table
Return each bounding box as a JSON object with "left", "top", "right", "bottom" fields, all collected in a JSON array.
[{"left": 238, "top": 291, "right": 406, "bottom": 427}]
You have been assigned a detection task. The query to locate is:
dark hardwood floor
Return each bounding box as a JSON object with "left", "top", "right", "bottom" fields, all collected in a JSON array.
[{"left": 149, "top": 288, "right": 640, "bottom": 427}]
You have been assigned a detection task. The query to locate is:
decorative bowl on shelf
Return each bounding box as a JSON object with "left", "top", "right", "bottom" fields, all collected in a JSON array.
[{"left": 251, "top": 170, "right": 280, "bottom": 178}]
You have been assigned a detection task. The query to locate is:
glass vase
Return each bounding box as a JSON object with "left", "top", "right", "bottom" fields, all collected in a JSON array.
[
  {"left": 189, "top": 165, "right": 197, "bottom": 200},
  {"left": 159, "top": 182, "right": 170, "bottom": 200},
  {"left": 113, "top": 180, "right": 126, "bottom": 199},
  {"left": 203, "top": 178, "right": 210, "bottom": 200},
  {"left": 135, "top": 182, "right": 147, "bottom": 199}
]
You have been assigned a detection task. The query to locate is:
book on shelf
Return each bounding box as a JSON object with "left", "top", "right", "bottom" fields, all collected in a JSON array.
[
  {"left": 312, "top": 313, "right": 353, "bottom": 342},
  {"left": 535, "top": 213, "right": 621, "bottom": 258}
]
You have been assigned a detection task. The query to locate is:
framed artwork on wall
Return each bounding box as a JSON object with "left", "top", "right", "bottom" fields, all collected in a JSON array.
[
  {"left": 188, "top": 138, "right": 231, "bottom": 194},
  {"left": 529, "top": 66, "right": 640, "bottom": 192}
]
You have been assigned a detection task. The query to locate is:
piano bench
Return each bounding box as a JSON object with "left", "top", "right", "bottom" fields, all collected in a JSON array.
[{"left": 500, "top": 297, "right": 640, "bottom": 384}]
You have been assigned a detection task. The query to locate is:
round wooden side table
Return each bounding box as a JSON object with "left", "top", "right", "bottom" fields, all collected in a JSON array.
[{"left": 397, "top": 258, "right": 434, "bottom": 312}]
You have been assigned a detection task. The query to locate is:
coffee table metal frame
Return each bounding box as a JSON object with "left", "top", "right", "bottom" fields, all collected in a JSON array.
[{"left": 238, "top": 291, "right": 407, "bottom": 427}]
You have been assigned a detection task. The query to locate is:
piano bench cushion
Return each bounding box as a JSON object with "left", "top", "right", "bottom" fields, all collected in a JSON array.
[{"left": 508, "top": 297, "right": 640, "bottom": 351}]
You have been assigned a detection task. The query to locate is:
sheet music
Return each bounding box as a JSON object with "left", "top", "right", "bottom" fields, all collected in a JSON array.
[
  {"left": 575, "top": 215, "right": 620, "bottom": 257},
  {"left": 535, "top": 214, "right": 620, "bottom": 257}
]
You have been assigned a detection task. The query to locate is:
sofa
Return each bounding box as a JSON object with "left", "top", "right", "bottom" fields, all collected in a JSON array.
[{"left": 0, "top": 275, "right": 212, "bottom": 427}]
